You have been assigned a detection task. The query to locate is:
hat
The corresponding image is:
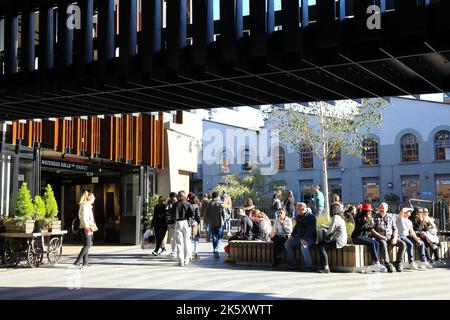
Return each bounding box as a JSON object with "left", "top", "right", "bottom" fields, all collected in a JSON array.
[{"left": 361, "top": 203, "right": 373, "bottom": 211}]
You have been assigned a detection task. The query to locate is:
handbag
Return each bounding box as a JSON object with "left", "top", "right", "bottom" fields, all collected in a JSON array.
[{"left": 90, "top": 223, "right": 98, "bottom": 232}]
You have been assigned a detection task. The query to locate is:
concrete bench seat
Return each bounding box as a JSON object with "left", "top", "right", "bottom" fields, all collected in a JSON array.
[{"left": 228, "top": 240, "right": 450, "bottom": 273}]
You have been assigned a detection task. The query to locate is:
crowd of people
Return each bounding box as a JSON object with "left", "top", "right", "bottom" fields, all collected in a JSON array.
[{"left": 147, "top": 188, "right": 445, "bottom": 272}]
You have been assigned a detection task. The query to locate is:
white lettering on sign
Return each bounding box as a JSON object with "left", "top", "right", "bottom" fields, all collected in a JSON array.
[
  {"left": 367, "top": 5, "right": 381, "bottom": 30},
  {"left": 66, "top": 4, "right": 81, "bottom": 31}
]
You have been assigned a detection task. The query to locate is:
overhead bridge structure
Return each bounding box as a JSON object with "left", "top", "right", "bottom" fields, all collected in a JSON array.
[{"left": 1, "top": 0, "right": 450, "bottom": 119}]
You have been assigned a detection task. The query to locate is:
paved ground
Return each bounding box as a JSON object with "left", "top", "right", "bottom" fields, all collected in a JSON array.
[{"left": 1, "top": 240, "right": 450, "bottom": 300}]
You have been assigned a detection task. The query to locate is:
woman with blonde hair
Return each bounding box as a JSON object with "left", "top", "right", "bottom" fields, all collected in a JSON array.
[{"left": 74, "top": 191, "right": 96, "bottom": 268}]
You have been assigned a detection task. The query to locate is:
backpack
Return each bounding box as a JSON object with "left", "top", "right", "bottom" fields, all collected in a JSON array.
[{"left": 71, "top": 215, "right": 80, "bottom": 234}]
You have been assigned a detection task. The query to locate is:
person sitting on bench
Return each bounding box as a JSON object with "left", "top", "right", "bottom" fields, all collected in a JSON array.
[
  {"left": 317, "top": 203, "right": 347, "bottom": 273},
  {"left": 271, "top": 208, "right": 292, "bottom": 266},
  {"left": 228, "top": 208, "right": 253, "bottom": 242}
]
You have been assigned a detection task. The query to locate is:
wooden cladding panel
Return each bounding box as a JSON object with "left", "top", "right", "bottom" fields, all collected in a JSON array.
[{"left": 5, "top": 114, "right": 164, "bottom": 168}]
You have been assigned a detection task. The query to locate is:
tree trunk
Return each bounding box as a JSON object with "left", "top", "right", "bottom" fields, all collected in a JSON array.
[
  {"left": 322, "top": 156, "right": 330, "bottom": 219},
  {"left": 319, "top": 108, "right": 330, "bottom": 218}
]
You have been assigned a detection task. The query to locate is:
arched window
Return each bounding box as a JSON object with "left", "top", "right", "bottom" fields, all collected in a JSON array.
[
  {"left": 275, "top": 146, "right": 285, "bottom": 171},
  {"left": 362, "top": 138, "right": 379, "bottom": 165},
  {"left": 300, "top": 145, "right": 313, "bottom": 169},
  {"left": 401, "top": 134, "right": 419, "bottom": 163},
  {"left": 435, "top": 130, "right": 450, "bottom": 161},
  {"left": 220, "top": 150, "right": 230, "bottom": 174}
]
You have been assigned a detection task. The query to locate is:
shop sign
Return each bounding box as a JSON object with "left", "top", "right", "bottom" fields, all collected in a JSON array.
[
  {"left": 42, "top": 159, "right": 89, "bottom": 172},
  {"left": 92, "top": 177, "right": 99, "bottom": 184}
]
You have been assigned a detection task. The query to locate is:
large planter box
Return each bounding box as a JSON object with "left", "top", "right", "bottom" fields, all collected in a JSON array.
[{"left": 5, "top": 220, "right": 35, "bottom": 234}]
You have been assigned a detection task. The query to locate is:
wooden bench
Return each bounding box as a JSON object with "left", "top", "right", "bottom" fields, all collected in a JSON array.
[{"left": 229, "top": 240, "right": 450, "bottom": 273}]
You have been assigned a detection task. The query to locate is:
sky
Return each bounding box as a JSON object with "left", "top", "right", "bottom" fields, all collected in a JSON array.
[{"left": 213, "top": 0, "right": 317, "bottom": 20}]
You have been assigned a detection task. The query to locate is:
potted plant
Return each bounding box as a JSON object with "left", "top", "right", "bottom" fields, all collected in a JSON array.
[
  {"left": 33, "top": 195, "right": 49, "bottom": 232},
  {"left": 3, "top": 183, "right": 35, "bottom": 233},
  {"left": 43, "top": 185, "right": 60, "bottom": 231}
]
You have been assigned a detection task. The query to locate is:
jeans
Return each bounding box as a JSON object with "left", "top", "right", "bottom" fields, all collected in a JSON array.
[
  {"left": 377, "top": 238, "right": 406, "bottom": 264},
  {"left": 353, "top": 236, "right": 380, "bottom": 262},
  {"left": 273, "top": 211, "right": 278, "bottom": 220},
  {"left": 75, "top": 229, "right": 93, "bottom": 265},
  {"left": 175, "top": 220, "right": 191, "bottom": 265},
  {"left": 284, "top": 236, "right": 315, "bottom": 269},
  {"left": 211, "top": 226, "right": 224, "bottom": 253},
  {"left": 225, "top": 219, "right": 231, "bottom": 233},
  {"left": 205, "top": 224, "right": 211, "bottom": 242},
  {"left": 400, "top": 235, "right": 427, "bottom": 263}
]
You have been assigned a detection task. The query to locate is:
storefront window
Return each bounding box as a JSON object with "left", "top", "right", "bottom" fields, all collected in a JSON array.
[
  {"left": 124, "top": 173, "right": 140, "bottom": 217},
  {"left": 402, "top": 176, "right": 420, "bottom": 201},
  {"left": 436, "top": 175, "right": 450, "bottom": 201},
  {"left": 328, "top": 179, "right": 342, "bottom": 202},
  {"left": 0, "top": 155, "right": 12, "bottom": 216},
  {"left": 363, "top": 178, "right": 380, "bottom": 202},
  {"left": 18, "top": 158, "right": 34, "bottom": 190}
]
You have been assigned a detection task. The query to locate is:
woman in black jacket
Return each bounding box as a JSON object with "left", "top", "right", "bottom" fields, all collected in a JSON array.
[{"left": 151, "top": 196, "right": 168, "bottom": 256}]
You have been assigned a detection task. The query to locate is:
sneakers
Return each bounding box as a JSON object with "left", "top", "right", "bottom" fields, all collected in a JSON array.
[
  {"left": 366, "top": 262, "right": 387, "bottom": 273},
  {"left": 192, "top": 254, "right": 200, "bottom": 260},
  {"left": 158, "top": 248, "right": 167, "bottom": 255},
  {"left": 404, "top": 262, "right": 419, "bottom": 270},
  {"left": 227, "top": 231, "right": 232, "bottom": 237},
  {"left": 393, "top": 261, "right": 403, "bottom": 272},
  {"left": 152, "top": 251, "right": 159, "bottom": 256},
  {"left": 213, "top": 252, "right": 220, "bottom": 259},
  {"left": 73, "top": 261, "right": 83, "bottom": 269},
  {"left": 178, "top": 262, "right": 184, "bottom": 267},
  {"left": 318, "top": 266, "right": 330, "bottom": 274},
  {"left": 385, "top": 263, "right": 395, "bottom": 273},
  {"left": 418, "top": 260, "right": 433, "bottom": 269},
  {"left": 169, "top": 251, "right": 176, "bottom": 257}
]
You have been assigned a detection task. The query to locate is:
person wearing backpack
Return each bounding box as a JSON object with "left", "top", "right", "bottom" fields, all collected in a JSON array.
[
  {"left": 205, "top": 192, "right": 226, "bottom": 258},
  {"left": 171, "top": 191, "right": 194, "bottom": 267},
  {"left": 73, "top": 191, "right": 96, "bottom": 269},
  {"left": 272, "top": 192, "right": 282, "bottom": 220}
]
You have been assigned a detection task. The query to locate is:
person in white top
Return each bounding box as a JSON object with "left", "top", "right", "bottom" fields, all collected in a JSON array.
[
  {"left": 271, "top": 208, "right": 292, "bottom": 266},
  {"left": 317, "top": 203, "right": 347, "bottom": 273},
  {"left": 74, "top": 191, "right": 96, "bottom": 268},
  {"left": 395, "top": 207, "right": 432, "bottom": 270}
]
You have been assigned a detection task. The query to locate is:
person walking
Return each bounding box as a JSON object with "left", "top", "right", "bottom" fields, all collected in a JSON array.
[
  {"left": 166, "top": 192, "right": 178, "bottom": 257},
  {"left": 74, "top": 191, "right": 96, "bottom": 268},
  {"left": 283, "top": 190, "right": 296, "bottom": 219},
  {"left": 272, "top": 192, "right": 282, "bottom": 220},
  {"left": 151, "top": 196, "right": 168, "bottom": 256},
  {"left": 171, "top": 191, "right": 194, "bottom": 267},
  {"left": 221, "top": 191, "right": 233, "bottom": 237},
  {"left": 200, "top": 193, "right": 211, "bottom": 242},
  {"left": 311, "top": 185, "right": 325, "bottom": 216},
  {"left": 205, "top": 191, "right": 226, "bottom": 258},
  {"left": 188, "top": 193, "right": 201, "bottom": 260}
]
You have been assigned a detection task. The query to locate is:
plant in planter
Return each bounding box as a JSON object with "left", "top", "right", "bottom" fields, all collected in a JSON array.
[
  {"left": 43, "top": 184, "right": 60, "bottom": 231},
  {"left": 4, "top": 183, "right": 35, "bottom": 233},
  {"left": 33, "top": 195, "right": 49, "bottom": 232}
]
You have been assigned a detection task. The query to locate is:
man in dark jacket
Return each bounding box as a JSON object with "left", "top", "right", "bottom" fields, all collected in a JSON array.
[
  {"left": 151, "top": 196, "right": 168, "bottom": 256},
  {"left": 229, "top": 208, "right": 253, "bottom": 241},
  {"left": 205, "top": 191, "right": 226, "bottom": 258},
  {"left": 284, "top": 202, "right": 317, "bottom": 271},
  {"left": 171, "top": 191, "right": 194, "bottom": 267}
]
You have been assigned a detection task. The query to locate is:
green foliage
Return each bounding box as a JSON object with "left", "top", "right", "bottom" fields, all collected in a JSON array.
[
  {"left": 213, "top": 167, "right": 286, "bottom": 206},
  {"left": 144, "top": 195, "right": 160, "bottom": 230},
  {"left": 33, "top": 196, "right": 46, "bottom": 220},
  {"left": 384, "top": 193, "right": 400, "bottom": 203},
  {"left": 14, "top": 183, "right": 35, "bottom": 221},
  {"left": 43, "top": 184, "right": 59, "bottom": 220},
  {"left": 316, "top": 215, "right": 332, "bottom": 229}
]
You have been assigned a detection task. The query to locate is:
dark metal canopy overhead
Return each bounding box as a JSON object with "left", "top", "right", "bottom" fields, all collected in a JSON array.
[{"left": 1, "top": 0, "right": 450, "bottom": 120}]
